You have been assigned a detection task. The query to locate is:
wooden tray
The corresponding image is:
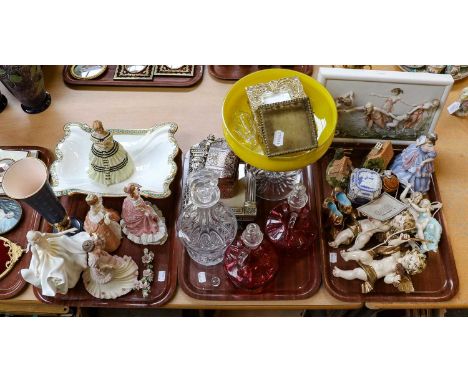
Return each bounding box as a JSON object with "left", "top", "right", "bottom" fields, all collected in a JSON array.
[
  {"left": 0, "top": 146, "right": 52, "bottom": 300},
  {"left": 208, "top": 65, "right": 314, "bottom": 80},
  {"left": 63, "top": 66, "right": 204, "bottom": 88},
  {"left": 34, "top": 152, "right": 182, "bottom": 308},
  {"left": 178, "top": 155, "right": 322, "bottom": 301},
  {"left": 318, "top": 143, "right": 459, "bottom": 303}
]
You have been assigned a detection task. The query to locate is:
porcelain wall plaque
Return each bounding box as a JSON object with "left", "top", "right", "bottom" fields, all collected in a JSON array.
[
  {"left": 318, "top": 68, "right": 453, "bottom": 144},
  {"left": 51, "top": 122, "right": 179, "bottom": 198}
]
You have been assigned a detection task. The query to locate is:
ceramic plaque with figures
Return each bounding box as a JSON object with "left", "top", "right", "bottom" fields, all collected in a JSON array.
[{"left": 318, "top": 68, "right": 453, "bottom": 144}]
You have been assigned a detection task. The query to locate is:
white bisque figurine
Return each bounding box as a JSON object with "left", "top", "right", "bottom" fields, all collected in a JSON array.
[
  {"left": 82, "top": 235, "right": 138, "bottom": 299},
  {"left": 328, "top": 211, "right": 416, "bottom": 251},
  {"left": 332, "top": 234, "right": 427, "bottom": 293},
  {"left": 21, "top": 228, "right": 90, "bottom": 296}
]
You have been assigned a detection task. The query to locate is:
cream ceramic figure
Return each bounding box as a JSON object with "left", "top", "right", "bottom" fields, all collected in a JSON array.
[
  {"left": 454, "top": 87, "right": 468, "bottom": 117},
  {"left": 121, "top": 183, "right": 167, "bottom": 245},
  {"left": 82, "top": 235, "right": 138, "bottom": 299},
  {"left": 88, "top": 120, "right": 134, "bottom": 186},
  {"left": 329, "top": 211, "right": 416, "bottom": 251},
  {"left": 21, "top": 228, "right": 90, "bottom": 296},
  {"left": 333, "top": 240, "right": 427, "bottom": 293},
  {"left": 84, "top": 193, "right": 122, "bottom": 252}
]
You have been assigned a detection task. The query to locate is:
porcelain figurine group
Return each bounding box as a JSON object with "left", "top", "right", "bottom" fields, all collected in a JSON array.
[
  {"left": 21, "top": 182, "right": 167, "bottom": 299},
  {"left": 323, "top": 135, "right": 442, "bottom": 294}
]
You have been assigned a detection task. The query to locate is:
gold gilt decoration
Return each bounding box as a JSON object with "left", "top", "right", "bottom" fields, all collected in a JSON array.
[{"left": 0, "top": 236, "right": 24, "bottom": 280}]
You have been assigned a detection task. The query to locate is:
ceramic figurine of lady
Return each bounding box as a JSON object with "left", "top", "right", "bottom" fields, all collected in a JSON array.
[
  {"left": 21, "top": 228, "right": 90, "bottom": 296},
  {"left": 390, "top": 134, "right": 437, "bottom": 193},
  {"left": 82, "top": 235, "right": 138, "bottom": 299},
  {"left": 121, "top": 183, "right": 167, "bottom": 245},
  {"left": 88, "top": 120, "right": 134, "bottom": 186},
  {"left": 84, "top": 193, "right": 122, "bottom": 252}
]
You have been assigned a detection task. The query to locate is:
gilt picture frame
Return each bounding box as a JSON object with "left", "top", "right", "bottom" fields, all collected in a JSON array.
[{"left": 317, "top": 68, "right": 454, "bottom": 144}]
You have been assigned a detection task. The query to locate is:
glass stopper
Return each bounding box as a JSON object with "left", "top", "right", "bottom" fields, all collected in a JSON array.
[
  {"left": 188, "top": 169, "right": 220, "bottom": 208},
  {"left": 241, "top": 223, "right": 263, "bottom": 249},
  {"left": 287, "top": 183, "right": 308, "bottom": 210}
]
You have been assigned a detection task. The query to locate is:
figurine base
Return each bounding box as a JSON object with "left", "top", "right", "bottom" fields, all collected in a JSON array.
[
  {"left": 21, "top": 92, "right": 51, "bottom": 114},
  {"left": 0, "top": 94, "right": 7, "bottom": 113}
]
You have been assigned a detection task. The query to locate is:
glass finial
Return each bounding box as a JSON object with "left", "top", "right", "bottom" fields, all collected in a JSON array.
[
  {"left": 241, "top": 223, "right": 263, "bottom": 249},
  {"left": 188, "top": 169, "right": 220, "bottom": 208},
  {"left": 287, "top": 183, "right": 308, "bottom": 210}
]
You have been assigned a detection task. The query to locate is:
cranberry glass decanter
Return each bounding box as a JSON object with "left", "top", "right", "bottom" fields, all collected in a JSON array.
[
  {"left": 224, "top": 223, "right": 278, "bottom": 290},
  {"left": 177, "top": 169, "right": 237, "bottom": 266},
  {"left": 265, "top": 183, "right": 315, "bottom": 256}
]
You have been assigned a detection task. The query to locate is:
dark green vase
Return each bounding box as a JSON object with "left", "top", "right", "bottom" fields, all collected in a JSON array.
[{"left": 0, "top": 65, "right": 51, "bottom": 114}]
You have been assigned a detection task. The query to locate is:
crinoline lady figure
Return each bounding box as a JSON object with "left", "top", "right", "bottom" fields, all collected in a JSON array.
[
  {"left": 88, "top": 120, "right": 134, "bottom": 186},
  {"left": 390, "top": 133, "right": 437, "bottom": 193},
  {"left": 121, "top": 183, "right": 167, "bottom": 245}
]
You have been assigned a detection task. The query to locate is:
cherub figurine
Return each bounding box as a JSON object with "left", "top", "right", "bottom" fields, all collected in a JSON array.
[
  {"left": 84, "top": 193, "right": 122, "bottom": 252},
  {"left": 121, "top": 183, "right": 167, "bottom": 245},
  {"left": 333, "top": 238, "right": 427, "bottom": 293},
  {"left": 390, "top": 133, "right": 437, "bottom": 193},
  {"left": 328, "top": 210, "right": 415, "bottom": 251},
  {"left": 21, "top": 228, "right": 90, "bottom": 296},
  {"left": 81, "top": 235, "right": 138, "bottom": 299},
  {"left": 409, "top": 198, "right": 442, "bottom": 253},
  {"left": 88, "top": 120, "right": 134, "bottom": 186}
]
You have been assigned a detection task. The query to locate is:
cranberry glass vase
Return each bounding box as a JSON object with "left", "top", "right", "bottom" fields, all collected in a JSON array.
[
  {"left": 265, "top": 183, "right": 315, "bottom": 256},
  {"left": 224, "top": 223, "right": 278, "bottom": 290}
]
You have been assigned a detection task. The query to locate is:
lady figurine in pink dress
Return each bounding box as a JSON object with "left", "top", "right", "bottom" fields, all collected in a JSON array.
[{"left": 120, "top": 183, "right": 167, "bottom": 245}]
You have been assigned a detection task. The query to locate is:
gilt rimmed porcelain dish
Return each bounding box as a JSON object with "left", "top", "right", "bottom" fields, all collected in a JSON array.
[{"left": 51, "top": 122, "right": 179, "bottom": 198}]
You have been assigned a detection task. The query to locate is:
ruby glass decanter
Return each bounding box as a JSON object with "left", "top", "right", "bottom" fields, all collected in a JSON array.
[
  {"left": 224, "top": 223, "right": 279, "bottom": 290},
  {"left": 265, "top": 183, "right": 315, "bottom": 256},
  {"left": 177, "top": 169, "right": 237, "bottom": 266}
]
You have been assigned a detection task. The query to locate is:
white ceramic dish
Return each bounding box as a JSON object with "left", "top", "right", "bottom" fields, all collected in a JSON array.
[{"left": 51, "top": 122, "right": 179, "bottom": 198}]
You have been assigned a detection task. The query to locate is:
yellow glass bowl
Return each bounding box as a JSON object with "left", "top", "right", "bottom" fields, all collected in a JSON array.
[{"left": 222, "top": 68, "right": 337, "bottom": 172}]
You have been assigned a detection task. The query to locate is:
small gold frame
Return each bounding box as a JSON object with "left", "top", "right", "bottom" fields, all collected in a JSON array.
[
  {"left": 69, "top": 65, "right": 108, "bottom": 80},
  {"left": 0, "top": 236, "right": 24, "bottom": 281}
]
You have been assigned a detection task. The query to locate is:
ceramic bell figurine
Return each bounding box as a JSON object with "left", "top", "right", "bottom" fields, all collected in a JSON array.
[
  {"left": 333, "top": 245, "right": 427, "bottom": 294},
  {"left": 177, "top": 169, "right": 237, "bottom": 266},
  {"left": 84, "top": 193, "right": 122, "bottom": 252},
  {"left": 390, "top": 133, "right": 437, "bottom": 193},
  {"left": 88, "top": 120, "right": 134, "bottom": 186},
  {"left": 120, "top": 183, "right": 167, "bottom": 245},
  {"left": 265, "top": 183, "right": 315, "bottom": 256},
  {"left": 454, "top": 87, "right": 468, "bottom": 117},
  {"left": 21, "top": 228, "right": 90, "bottom": 296},
  {"left": 82, "top": 235, "right": 139, "bottom": 299},
  {"left": 224, "top": 223, "right": 279, "bottom": 290}
]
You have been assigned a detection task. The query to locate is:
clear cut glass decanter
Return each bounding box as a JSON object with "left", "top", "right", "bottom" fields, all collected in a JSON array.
[
  {"left": 224, "top": 223, "right": 279, "bottom": 290},
  {"left": 265, "top": 183, "right": 315, "bottom": 256},
  {"left": 177, "top": 169, "right": 237, "bottom": 266}
]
